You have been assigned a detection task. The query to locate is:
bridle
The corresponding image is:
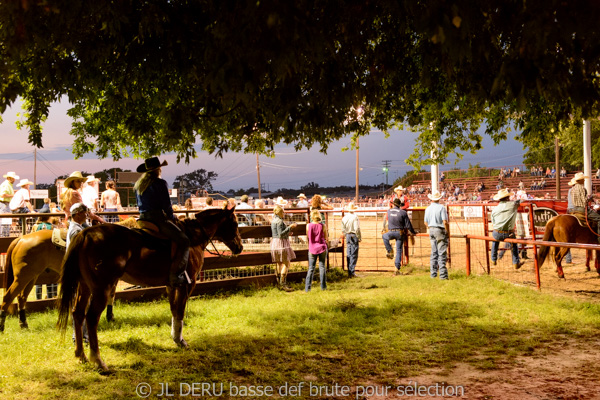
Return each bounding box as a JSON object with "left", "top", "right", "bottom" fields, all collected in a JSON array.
[{"left": 198, "top": 220, "right": 239, "bottom": 259}]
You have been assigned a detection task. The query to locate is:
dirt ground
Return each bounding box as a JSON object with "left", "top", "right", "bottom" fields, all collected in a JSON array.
[{"left": 327, "top": 216, "right": 600, "bottom": 399}]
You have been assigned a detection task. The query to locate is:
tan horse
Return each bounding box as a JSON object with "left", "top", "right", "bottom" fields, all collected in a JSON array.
[
  {"left": 0, "top": 218, "right": 138, "bottom": 331},
  {"left": 57, "top": 208, "right": 243, "bottom": 371}
]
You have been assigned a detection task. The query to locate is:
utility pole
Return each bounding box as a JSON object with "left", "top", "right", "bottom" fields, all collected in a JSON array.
[
  {"left": 382, "top": 160, "right": 391, "bottom": 186},
  {"left": 555, "top": 137, "right": 560, "bottom": 199},
  {"left": 256, "top": 153, "right": 262, "bottom": 199}
]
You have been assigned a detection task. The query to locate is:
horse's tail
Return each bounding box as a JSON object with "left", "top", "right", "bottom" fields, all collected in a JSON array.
[
  {"left": 56, "top": 232, "right": 84, "bottom": 333},
  {"left": 3, "top": 237, "right": 21, "bottom": 289},
  {"left": 536, "top": 216, "right": 557, "bottom": 268}
]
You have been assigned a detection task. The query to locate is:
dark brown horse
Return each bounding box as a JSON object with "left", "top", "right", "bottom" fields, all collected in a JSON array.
[
  {"left": 57, "top": 208, "right": 243, "bottom": 371},
  {"left": 0, "top": 218, "right": 138, "bottom": 331},
  {"left": 536, "top": 215, "right": 600, "bottom": 278}
]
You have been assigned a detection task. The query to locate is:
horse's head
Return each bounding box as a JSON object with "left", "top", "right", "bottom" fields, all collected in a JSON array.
[{"left": 190, "top": 207, "right": 243, "bottom": 255}]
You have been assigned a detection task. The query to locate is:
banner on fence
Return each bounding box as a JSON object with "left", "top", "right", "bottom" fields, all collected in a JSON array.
[{"left": 463, "top": 206, "right": 482, "bottom": 218}]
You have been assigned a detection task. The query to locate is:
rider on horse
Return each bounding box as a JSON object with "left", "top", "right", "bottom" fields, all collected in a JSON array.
[
  {"left": 134, "top": 157, "right": 190, "bottom": 286},
  {"left": 567, "top": 172, "right": 600, "bottom": 243}
]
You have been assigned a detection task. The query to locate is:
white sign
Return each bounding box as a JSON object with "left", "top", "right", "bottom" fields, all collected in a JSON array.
[
  {"left": 30, "top": 189, "right": 49, "bottom": 199},
  {"left": 464, "top": 206, "right": 483, "bottom": 218},
  {"left": 169, "top": 188, "right": 178, "bottom": 197}
]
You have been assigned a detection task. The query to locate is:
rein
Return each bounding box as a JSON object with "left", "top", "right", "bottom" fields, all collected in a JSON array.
[
  {"left": 584, "top": 205, "right": 600, "bottom": 238},
  {"left": 198, "top": 222, "right": 238, "bottom": 259}
]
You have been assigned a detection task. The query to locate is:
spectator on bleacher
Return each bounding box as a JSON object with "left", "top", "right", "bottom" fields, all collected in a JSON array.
[
  {"left": 518, "top": 180, "right": 525, "bottom": 191},
  {"left": 440, "top": 171, "right": 445, "bottom": 182},
  {"left": 496, "top": 180, "right": 504, "bottom": 190},
  {"left": 544, "top": 192, "right": 551, "bottom": 199},
  {"left": 596, "top": 168, "right": 600, "bottom": 180},
  {"left": 530, "top": 180, "right": 538, "bottom": 190},
  {"left": 545, "top": 167, "right": 551, "bottom": 178},
  {"left": 561, "top": 167, "right": 567, "bottom": 178},
  {"left": 539, "top": 178, "right": 547, "bottom": 189},
  {"left": 551, "top": 167, "right": 556, "bottom": 178}
]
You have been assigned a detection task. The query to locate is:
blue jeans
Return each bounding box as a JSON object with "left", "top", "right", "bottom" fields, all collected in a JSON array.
[
  {"left": 491, "top": 231, "right": 519, "bottom": 265},
  {"left": 306, "top": 251, "right": 327, "bottom": 291},
  {"left": 382, "top": 230, "right": 404, "bottom": 270},
  {"left": 429, "top": 227, "right": 448, "bottom": 279},
  {"left": 345, "top": 234, "right": 359, "bottom": 276}
]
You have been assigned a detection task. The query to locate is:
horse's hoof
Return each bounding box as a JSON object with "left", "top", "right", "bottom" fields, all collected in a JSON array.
[
  {"left": 178, "top": 339, "right": 189, "bottom": 348},
  {"left": 19, "top": 322, "right": 29, "bottom": 329}
]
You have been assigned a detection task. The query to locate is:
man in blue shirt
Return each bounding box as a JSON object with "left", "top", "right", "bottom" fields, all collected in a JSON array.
[
  {"left": 424, "top": 191, "right": 449, "bottom": 280},
  {"left": 382, "top": 198, "right": 416, "bottom": 275},
  {"left": 490, "top": 188, "right": 524, "bottom": 270}
]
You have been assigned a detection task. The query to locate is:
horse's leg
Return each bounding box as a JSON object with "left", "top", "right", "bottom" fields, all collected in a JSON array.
[
  {"left": 86, "top": 287, "right": 111, "bottom": 372},
  {"left": 585, "top": 250, "right": 591, "bottom": 272},
  {"left": 554, "top": 249, "right": 566, "bottom": 279},
  {"left": 0, "top": 279, "right": 34, "bottom": 332},
  {"left": 73, "top": 285, "right": 91, "bottom": 365},
  {"left": 596, "top": 250, "right": 600, "bottom": 275},
  {"left": 105, "top": 283, "right": 116, "bottom": 323},
  {"left": 17, "top": 280, "right": 36, "bottom": 329},
  {"left": 168, "top": 287, "right": 189, "bottom": 348}
]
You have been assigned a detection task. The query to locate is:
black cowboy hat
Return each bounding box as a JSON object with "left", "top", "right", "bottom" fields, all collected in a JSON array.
[
  {"left": 136, "top": 157, "right": 168, "bottom": 173},
  {"left": 393, "top": 198, "right": 403, "bottom": 208}
]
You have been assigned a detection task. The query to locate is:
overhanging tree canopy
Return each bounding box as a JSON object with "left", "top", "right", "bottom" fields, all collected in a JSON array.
[{"left": 2, "top": 0, "right": 600, "bottom": 168}]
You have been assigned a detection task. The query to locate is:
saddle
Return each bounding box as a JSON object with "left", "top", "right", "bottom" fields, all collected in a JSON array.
[
  {"left": 135, "top": 220, "right": 176, "bottom": 257},
  {"left": 51, "top": 228, "right": 68, "bottom": 250},
  {"left": 567, "top": 212, "right": 597, "bottom": 229}
]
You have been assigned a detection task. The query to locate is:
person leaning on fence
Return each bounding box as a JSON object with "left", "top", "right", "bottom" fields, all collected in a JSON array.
[
  {"left": 424, "top": 191, "right": 449, "bottom": 280},
  {"left": 305, "top": 209, "right": 328, "bottom": 292},
  {"left": 61, "top": 171, "right": 105, "bottom": 226},
  {"left": 340, "top": 202, "right": 361, "bottom": 278},
  {"left": 490, "top": 188, "right": 525, "bottom": 270},
  {"left": 382, "top": 198, "right": 416, "bottom": 275},
  {"left": 567, "top": 172, "right": 600, "bottom": 243},
  {"left": 271, "top": 204, "right": 297, "bottom": 292},
  {"left": 100, "top": 180, "right": 121, "bottom": 223},
  {"left": 9, "top": 178, "right": 34, "bottom": 214}
]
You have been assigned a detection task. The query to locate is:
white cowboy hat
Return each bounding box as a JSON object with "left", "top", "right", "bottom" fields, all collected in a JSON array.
[
  {"left": 297, "top": 193, "right": 307, "bottom": 199},
  {"left": 427, "top": 191, "right": 443, "bottom": 201},
  {"left": 64, "top": 171, "right": 87, "bottom": 188},
  {"left": 86, "top": 175, "right": 100, "bottom": 183},
  {"left": 493, "top": 188, "right": 511, "bottom": 201},
  {"left": 568, "top": 172, "right": 587, "bottom": 186},
  {"left": 16, "top": 178, "right": 34, "bottom": 187},
  {"left": 345, "top": 202, "right": 359, "bottom": 211},
  {"left": 274, "top": 196, "right": 288, "bottom": 206},
  {"left": 3, "top": 171, "right": 19, "bottom": 180},
  {"left": 394, "top": 185, "right": 405, "bottom": 192}
]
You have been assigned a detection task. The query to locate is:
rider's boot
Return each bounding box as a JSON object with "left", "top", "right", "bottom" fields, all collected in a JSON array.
[{"left": 169, "top": 247, "right": 190, "bottom": 287}]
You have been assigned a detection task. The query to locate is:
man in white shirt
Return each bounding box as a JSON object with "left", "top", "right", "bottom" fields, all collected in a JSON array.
[
  {"left": 341, "top": 202, "right": 361, "bottom": 278},
  {"left": 296, "top": 193, "right": 309, "bottom": 208},
  {"left": 81, "top": 175, "right": 100, "bottom": 212},
  {"left": 9, "top": 179, "right": 34, "bottom": 213}
]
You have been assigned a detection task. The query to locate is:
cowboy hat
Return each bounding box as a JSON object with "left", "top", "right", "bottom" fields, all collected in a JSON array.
[
  {"left": 3, "top": 171, "right": 19, "bottom": 180},
  {"left": 16, "top": 178, "right": 33, "bottom": 187},
  {"left": 345, "top": 202, "right": 359, "bottom": 211},
  {"left": 297, "top": 193, "right": 307, "bottom": 199},
  {"left": 568, "top": 172, "right": 587, "bottom": 186},
  {"left": 86, "top": 175, "right": 100, "bottom": 183},
  {"left": 274, "top": 196, "right": 288, "bottom": 206},
  {"left": 64, "top": 171, "right": 87, "bottom": 188},
  {"left": 136, "top": 157, "right": 168, "bottom": 173},
  {"left": 394, "top": 185, "right": 405, "bottom": 192},
  {"left": 427, "top": 191, "right": 443, "bottom": 201},
  {"left": 69, "top": 202, "right": 88, "bottom": 215},
  {"left": 493, "top": 188, "right": 511, "bottom": 201}
]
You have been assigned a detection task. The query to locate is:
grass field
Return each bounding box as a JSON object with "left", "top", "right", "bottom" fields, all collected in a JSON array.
[{"left": 1, "top": 267, "right": 599, "bottom": 399}]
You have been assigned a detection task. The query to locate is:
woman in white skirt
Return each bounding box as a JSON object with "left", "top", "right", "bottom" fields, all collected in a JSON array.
[{"left": 271, "top": 204, "right": 297, "bottom": 291}]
